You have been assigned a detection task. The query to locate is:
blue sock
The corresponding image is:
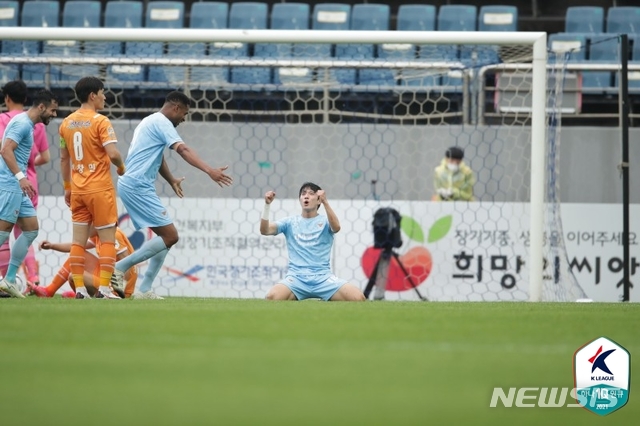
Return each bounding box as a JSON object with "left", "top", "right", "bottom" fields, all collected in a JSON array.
[
  {"left": 0, "top": 230, "right": 10, "bottom": 247},
  {"left": 138, "top": 248, "right": 169, "bottom": 293},
  {"left": 116, "top": 236, "right": 167, "bottom": 272},
  {"left": 6, "top": 230, "right": 38, "bottom": 282}
]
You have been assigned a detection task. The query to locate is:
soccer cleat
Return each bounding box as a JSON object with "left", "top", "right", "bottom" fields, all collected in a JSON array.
[
  {"left": 75, "top": 291, "right": 91, "bottom": 299},
  {"left": 110, "top": 280, "right": 125, "bottom": 299},
  {"left": 0, "top": 278, "right": 26, "bottom": 298},
  {"left": 131, "top": 291, "right": 164, "bottom": 300},
  {"left": 95, "top": 290, "right": 121, "bottom": 299},
  {"left": 110, "top": 269, "right": 125, "bottom": 295}
]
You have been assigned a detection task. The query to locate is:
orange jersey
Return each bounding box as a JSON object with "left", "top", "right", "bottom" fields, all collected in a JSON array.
[{"left": 59, "top": 109, "right": 118, "bottom": 194}]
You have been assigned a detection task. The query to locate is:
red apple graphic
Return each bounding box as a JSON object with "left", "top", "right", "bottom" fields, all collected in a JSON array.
[{"left": 361, "top": 246, "right": 433, "bottom": 292}]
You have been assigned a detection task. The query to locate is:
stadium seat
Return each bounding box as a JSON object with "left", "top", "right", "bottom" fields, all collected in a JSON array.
[
  {"left": 189, "top": 2, "right": 229, "bottom": 85},
  {"left": 20, "top": 1, "right": 60, "bottom": 86},
  {"left": 228, "top": 2, "right": 270, "bottom": 85},
  {"left": 565, "top": 7, "right": 604, "bottom": 33},
  {"left": 57, "top": 1, "right": 102, "bottom": 85},
  {"left": 144, "top": 1, "right": 186, "bottom": 86},
  {"left": 0, "top": 1, "right": 20, "bottom": 83},
  {"left": 438, "top": 5, "right": 477, "bottom": 32},
  {"left": 583, "top": 34, "right": 618, "bottom": 92},
  {"left": 297, "top": 3, "right": 351, "bottom": 60},
  {"left": 344, "top": 4, "right": 392, "bottom": 87},
  {"left": 470, "top": 6, "right": 518, "bottom": 66},
  {"left": 548, "top": 33, "right": 588, "bottom": 62},
  {"left": 478, "top": 6, "right": 517, "bottom": 32},
  {"left": 104, "top": 1, "right": 144, "bottom": 85},
  {"left": 436, "top": 5, "right": 477, "bottom": 90},
  {"left": 270, "top": 3, "right": 311, "bottom": 85},
  {"left": 394, "top": 5, "right": 435, "bottom": 87},
  {"left": 606, "top": 7, "right": 640, "bottom": 34},
  {"left": 396, "top": 4, "right": 435, "bottom": 32}
]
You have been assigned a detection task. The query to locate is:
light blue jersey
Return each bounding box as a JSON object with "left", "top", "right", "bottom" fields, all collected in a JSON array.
[
  {"left": 120, "top": 112, "right": 183, "bottom": 187},
  {"left": 0, "top": 113, "right": 35, "bottom": 193},
  {"left": 276, "top": 214, "right": 334, "bottom": 275}
]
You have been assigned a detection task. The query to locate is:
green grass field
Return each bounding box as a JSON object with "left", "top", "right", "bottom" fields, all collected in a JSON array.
[{"left": 0, "top": 299, "right": 637, "bottom": 425}]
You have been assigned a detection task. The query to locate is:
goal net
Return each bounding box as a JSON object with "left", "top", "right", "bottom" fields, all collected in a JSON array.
[{"left": 0, "top": 26, "right": 587, "bottom": 301}]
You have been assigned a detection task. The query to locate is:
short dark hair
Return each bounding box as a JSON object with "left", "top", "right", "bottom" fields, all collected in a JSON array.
[
  {"left": 1, "top": 80, "right": 28, "bottom": 104},
  {"left": 31, "top": 89, "right": 58, "bottom": 107},
  {"left": 165, "top": 91, "right": 190, "bottom": 108},
  {"left": 299, "top": 182, "right": 321, "bottom": 196},
  {"left": 445, "top": 146, "right": 464, "bottom": 160},
  {"left": 74, "top": 76, "right": 104, "bottom": 103}
]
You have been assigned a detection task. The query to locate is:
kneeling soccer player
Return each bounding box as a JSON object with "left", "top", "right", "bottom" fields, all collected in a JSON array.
[{"left": 259, "top": 182, "right": 365, "bottom": 301}]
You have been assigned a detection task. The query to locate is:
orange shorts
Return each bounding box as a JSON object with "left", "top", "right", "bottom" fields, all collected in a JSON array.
[{"left": 71, "top": 189, "right": 118, "bottom": 228}]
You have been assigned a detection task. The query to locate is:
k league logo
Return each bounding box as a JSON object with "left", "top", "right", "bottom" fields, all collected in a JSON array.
[{"left": 574, "top": 337, "right": 630, "bottom": 416}]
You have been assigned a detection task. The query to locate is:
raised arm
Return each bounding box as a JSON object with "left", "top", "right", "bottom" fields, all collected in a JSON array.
[
  {"left": 260, "top": 190, "right": 278, "bottom": 236},
  {"left": 174, "top": 143, "right": 233, "bottom": 188},
  {"left": 318, "top": 190, "right": 341, "bottom": 233}
]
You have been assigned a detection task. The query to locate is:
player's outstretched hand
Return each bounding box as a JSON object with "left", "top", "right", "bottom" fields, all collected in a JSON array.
[
  {"left": 170, "top": 177, "right": 185, "bottom": 198},
  {"left": 39, "top": 241, "right": 52, "bottom": 250},
  {"left": 208, "top": 166, "right": 233, "bottom": 187},
  {"left": 265, "top": 190, "right": 276, "bottom": 204}
]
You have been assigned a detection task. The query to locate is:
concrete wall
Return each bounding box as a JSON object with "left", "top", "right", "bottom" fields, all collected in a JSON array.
[{"left": 38, "top": 122, "right": 639, "bottom": 203}]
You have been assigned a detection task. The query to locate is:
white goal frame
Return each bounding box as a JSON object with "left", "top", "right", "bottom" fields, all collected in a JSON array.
[{"left": 0, "top": 27, "right": 548, "bottom": 301}]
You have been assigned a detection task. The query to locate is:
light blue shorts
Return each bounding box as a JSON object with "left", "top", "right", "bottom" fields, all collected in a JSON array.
[
  {"left": 118, "top": 180, "right": 172, "bottom": 230},
  {"left": 0, "top": 189, "right": 36, "bottom": 224},
  {"left": 279, "top": 273, "right": 348, "bottom": 301}
]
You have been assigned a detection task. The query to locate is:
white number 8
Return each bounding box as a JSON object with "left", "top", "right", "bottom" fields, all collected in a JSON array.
[{"left": 73, "top": 131, "right": 84, "bottom": 161}]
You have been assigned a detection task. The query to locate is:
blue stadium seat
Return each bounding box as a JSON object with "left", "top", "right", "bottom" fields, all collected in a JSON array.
[
  {"left": 583, "top": 34, "right": 618, "bottom": 92},
  {"left": 478, "top": 6, "right": 517, "bottom": 31},
  {"left": 345, "top": 4, "right": 392, "bottom": 87},
  {"left": 395, "top": 5, "right": 435, "bottom": 87},
  {"left": 104, "top": 1, "right": 144, "bottom": 85},
  {"left": 436, "top": 5, "right": 477, "bottom": 89},
  {"left": 0, "top": 1, "right": 20, "bottom": 83},
  {"left": 144, "top": 1, "right": 186, "bottom": 86},
  {"left": 469, "top": 6, "right": 518, "bottom": 66},
  {"left": 607, "top": 7, "right": 640, "bottom": 34},
  {"left": 21, "top": 1, "right": 60, "bottom": 86},
  {"left": 228, "top": 2, "right": 270, "bottom": 85},
  {"left": 438, "top": 5, "right": 477, "bottom": 31},
  {"left": 188, "top": 2, "right": 229, "bottom": 86},
  {"left": 548, "top": 33, "right": 588, "bottom": 62},
  {"left": 565, "top": 7, "right": 604, "bottom": 33},
  {"left": 396, "top": 4, "right": 435, "bottom": 31},
  {"left": 296, "top": 3, "right": 351, "bottom": 60},
  {"left": 270, "top": 3, "right": 311, "bottom": 85},
  {"left": 57, "top": 1, "right": 102, "bottom": 85}
]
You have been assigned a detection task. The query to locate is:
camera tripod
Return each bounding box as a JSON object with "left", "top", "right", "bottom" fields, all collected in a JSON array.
[{"left": 363, "top": 247, "right": 427, "bottom": 301}]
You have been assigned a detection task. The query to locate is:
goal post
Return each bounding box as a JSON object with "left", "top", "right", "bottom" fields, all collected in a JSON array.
[{"left": 0, "top": 26, "right": 557, "bottom": 301}]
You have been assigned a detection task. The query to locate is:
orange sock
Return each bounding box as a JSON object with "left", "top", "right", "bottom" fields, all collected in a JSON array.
[
  {"left": 98, "top": 241, "right": 116, "bottom": 287},
  {"left": 45, "top": 258, "right": 72, "bottom": 296},
  {"left": 69, "top": 243, "right": 86, "bottom": 290}
]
